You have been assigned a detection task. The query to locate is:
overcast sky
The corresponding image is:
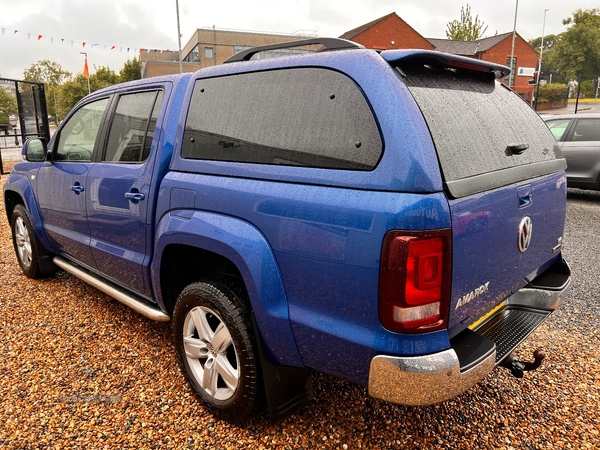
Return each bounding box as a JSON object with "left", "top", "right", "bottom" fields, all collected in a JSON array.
[{"left": 0, "top": 0, "right": 597, "bottom": 80}]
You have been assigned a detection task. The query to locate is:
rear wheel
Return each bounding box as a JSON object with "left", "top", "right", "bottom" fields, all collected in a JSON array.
[
  {"left": 11, "top": 205, "right": 45, "bottom": 278},
  {"left": 172, "top": 278, "right": 263, "bottom": 422}
]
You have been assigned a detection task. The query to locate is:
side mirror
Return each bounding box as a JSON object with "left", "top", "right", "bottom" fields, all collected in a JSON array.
[{"left": 22, "top": 138, "right": 47, "bottom": 162}]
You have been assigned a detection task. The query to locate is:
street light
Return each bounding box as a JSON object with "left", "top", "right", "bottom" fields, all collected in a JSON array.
[
  {"left": 509, "top": 0, "right": 519, "bottom": 88},
  {"left": 533, "top": 9, "right": 549, "bottom": 110},
  {"left": 175, "top": 0, "right": 183, "bottom": 74}
]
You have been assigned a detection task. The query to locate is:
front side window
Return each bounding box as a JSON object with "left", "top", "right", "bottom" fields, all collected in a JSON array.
[
  {"left": 182, "top": 68, "right": 382, "bottom": 170},
  {"left": 54, "top": 98, "right": 109, "bottom": 161},
  {"left": 104, "top": 90, "right": 163, "bottom": 163},
  {"left": 546, "top": 119, "right": 571, "bottom": 141}
]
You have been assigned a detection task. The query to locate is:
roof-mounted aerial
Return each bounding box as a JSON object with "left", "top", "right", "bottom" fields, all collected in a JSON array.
[{"left": 224, "top": 37, "right": 364, "bottom": 63}]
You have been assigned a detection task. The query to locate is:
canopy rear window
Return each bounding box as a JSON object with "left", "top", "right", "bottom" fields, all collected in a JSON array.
[{"left": 397, "top": 63, "right": 565, "bottom": 198}]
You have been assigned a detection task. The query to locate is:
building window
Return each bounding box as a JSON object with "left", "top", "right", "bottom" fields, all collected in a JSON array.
[
  {"left": 233, "top": 45, "right": 252, "bottom": 55},
  {"left": 204, "top": 47, "right": 214, "bottom": 59},
  {"left": 183, "top": 45, "right": 199, "bottom": 63},
  {"left": 232, "top": 44, "right": 314, "bottom": 61}
]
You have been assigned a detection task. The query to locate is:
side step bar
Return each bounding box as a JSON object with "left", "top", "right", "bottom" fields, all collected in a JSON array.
[{"left": 53, "top": 256, "right": 171, "bottom": 322}]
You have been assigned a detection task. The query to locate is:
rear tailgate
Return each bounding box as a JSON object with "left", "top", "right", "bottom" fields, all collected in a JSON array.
[
  {"left": 447, "top": 173, "right": 566, "bottom": 329},
  {"left": 391, "top": 52, "right": 567, "bottom": 332}
]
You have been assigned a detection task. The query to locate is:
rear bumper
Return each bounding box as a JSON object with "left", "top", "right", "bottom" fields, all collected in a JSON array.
[{"left": 368, "top": 258, "right": 571, "bottom": 406}]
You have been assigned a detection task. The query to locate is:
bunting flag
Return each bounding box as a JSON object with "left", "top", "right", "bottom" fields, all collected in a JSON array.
[{"left": 0, "top": 25, "right": 174, "bottom": 55}]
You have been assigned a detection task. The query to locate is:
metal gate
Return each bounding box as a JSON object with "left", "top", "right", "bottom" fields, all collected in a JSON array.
[{"left": 0, "top": 78, "right": 50, "bottom": 174}]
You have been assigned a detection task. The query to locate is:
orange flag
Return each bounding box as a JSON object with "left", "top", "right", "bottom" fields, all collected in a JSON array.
[{"left": 83, "top": 57, "right": 89, "bottom": 79}]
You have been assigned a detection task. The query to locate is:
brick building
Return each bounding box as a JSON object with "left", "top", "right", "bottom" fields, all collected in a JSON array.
[
  {"left": 140, "top": 12, "right": 539, "bottom": 102},
  {"left": 340, "top": 12, "right": 538, "bottom": 101},
  {"left": 339, "top": 12, "right": 434, "bottom": 51}
]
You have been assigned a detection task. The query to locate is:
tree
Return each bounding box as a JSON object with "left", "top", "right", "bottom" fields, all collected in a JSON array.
[
  {"left": 0, "top": 88, "right": 18, "bottom": 125},
  {"left": 56, "top": 66, "right": 121, "bottom": 117},
  {"left": 446, "top": 4, "right": 489, "bottom": 40},
  {"left": 91, "top": 66, "right": 119, "bottom": 91},
  {"left": 528, "top": 34, "right": 565, "bottom": 84},
  {"left": 528, "top": 34, "right": 559, "bottom": 54},
  {"left": 23, "top": 60, "right": 71, "bottom": 124},
  {"left": 119, "top": 58, "right": 142, "bottom": 83},
  {"left": 23, "top": 60, "right": 71, "bottom": 87},
  {"left": 56, "top": 74, "right": 89, "bottom": 119},
  {"left": 547, "top": 9, "right": 600, "bottom": 79}
]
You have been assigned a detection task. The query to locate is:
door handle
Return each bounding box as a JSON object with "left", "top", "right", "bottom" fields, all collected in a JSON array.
[
  {"left": 70, "top": 184, "right": 84, "bottom": 194},
  {"left": 124, "top": 192, "right": 145, "bottom": 202},
  {"left": 517, "top": 185, "right": 532, "bottom": 208}
]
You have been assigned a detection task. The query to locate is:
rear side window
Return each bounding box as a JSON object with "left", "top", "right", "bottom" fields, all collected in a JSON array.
[
  {"left": 104, "top": 90, "right": 164, "bottom": 163},
  {"left": 182, "top": 68, "right": 382, "bottom": 170},
  {"left": 398, "top": 63, "right": 564, "bottom": 197}
]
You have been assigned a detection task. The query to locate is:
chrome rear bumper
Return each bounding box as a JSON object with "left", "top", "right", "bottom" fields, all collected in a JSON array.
[{"left": 368, "top": 258, "right": 570, "bottom": 406}]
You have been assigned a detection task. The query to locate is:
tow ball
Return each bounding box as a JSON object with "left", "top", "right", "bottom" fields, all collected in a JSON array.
[{"left": 501, "top": 349, "right": 546, "bottom": 378}]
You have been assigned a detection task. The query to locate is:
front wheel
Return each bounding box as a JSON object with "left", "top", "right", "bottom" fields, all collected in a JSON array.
[
  {"left": 11, "top": 204, "right": 46, "bottom": 278},
  {"left": 172, "top": 278, "right": 264, "bottom": 422}
]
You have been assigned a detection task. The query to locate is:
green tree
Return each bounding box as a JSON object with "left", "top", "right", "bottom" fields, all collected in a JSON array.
[
  {"left": 547, "top": 9, "right": 600, "bottom": 79},
  {"left": 56, "top": 67, "right": 120, "bottom": 116},
  {"left": 56, "top": 74, "right": 89, "bottom": 119},
  {"left": 23, "top": 60, "right": 72, "bottom": 124},
  {"left": 528, "top": 34, "right": 565, "bottom": 84},
  {"left": 0, "top": 88, "right": 18, "bottom": 125},
  {"left": 446, "top": 4, "right": 489, "bottom": 40},
  {"left": 528, "top": 34, "right": 559, "bottom": 53},
  {"left": 91, "top": 66, "right": 119, "bottom": 91},
  {"left": 119, "top": 58, "right": 141, "bottom": 83}
]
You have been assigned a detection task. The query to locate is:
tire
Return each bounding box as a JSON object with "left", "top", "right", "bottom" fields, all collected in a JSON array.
[
  {"left": 172, "top": 277, "right": 264, "bottom": 422},
  {"left": 10, "top": 204, "right": 47, "bottom": 279}
]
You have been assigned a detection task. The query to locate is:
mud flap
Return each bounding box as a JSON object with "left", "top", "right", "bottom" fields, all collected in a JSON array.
[{"left": 252, "top": 316, "right": 314, "bottom": 423}]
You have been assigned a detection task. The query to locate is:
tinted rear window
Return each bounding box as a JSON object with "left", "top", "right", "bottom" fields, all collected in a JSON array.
[
  {"left": 398, "top": 64, "right": 564, "bottom": 197},
  {"left": 182, "top": 68, "right": 382, "bottom": 170}
]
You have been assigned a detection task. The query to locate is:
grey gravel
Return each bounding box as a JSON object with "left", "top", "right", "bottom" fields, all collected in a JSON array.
[{"left": 0, "top": 182, "right": 599, "bottom": 449}]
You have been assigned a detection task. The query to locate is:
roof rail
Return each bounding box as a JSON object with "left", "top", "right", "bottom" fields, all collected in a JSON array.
[{"left": 224, "top": 38, "right": 364, "bottom": 63}]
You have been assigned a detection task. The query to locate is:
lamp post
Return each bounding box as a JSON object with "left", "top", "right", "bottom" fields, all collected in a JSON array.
[
  {"left": 509, "top": 0, "right": 519, "bottom": 88},
  {"left": 175, "top": 0, "right": 183, "bottom": 74},
  {"left": 533, "top": 9, "right": 549, "bottom": 110}
]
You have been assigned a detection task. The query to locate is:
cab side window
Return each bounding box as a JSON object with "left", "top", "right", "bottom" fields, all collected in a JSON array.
[
  {"left": 104, "top": 90, "right": 164, "bottom": 163},
  {"left": 54, "top": 98, "right": 109, "bottom": 161}
]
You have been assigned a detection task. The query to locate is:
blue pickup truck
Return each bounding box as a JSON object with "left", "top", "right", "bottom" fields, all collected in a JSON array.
[{"left": 4, "top": 38, "right": 571, "bottom": 422}]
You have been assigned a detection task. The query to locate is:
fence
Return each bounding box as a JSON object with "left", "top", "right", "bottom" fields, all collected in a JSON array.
[{"left": 0, "top": 78, "right": 50, "bottom": 174}]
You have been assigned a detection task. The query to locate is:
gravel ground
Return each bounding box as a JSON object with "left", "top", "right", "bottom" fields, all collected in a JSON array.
[{"left": 0, "top": 182, "right": 599, "bottom": 449}]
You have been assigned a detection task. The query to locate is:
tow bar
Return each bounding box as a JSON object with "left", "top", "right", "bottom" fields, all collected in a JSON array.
[{"left": 501, "top": 349, "right": 546, "bottom": 378}]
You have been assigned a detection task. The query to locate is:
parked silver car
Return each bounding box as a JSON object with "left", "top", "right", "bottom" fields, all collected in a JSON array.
[{"left": 543, "top": 113, "right": 600, "bottom": 190}]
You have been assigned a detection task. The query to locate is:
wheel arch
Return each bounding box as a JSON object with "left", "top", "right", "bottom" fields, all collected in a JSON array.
[
  {"left": 153, "top": 210, "right": 304, "bottom": 367},
  {"left": 4, "top": 174, "right": 54, "bottom": 252}
]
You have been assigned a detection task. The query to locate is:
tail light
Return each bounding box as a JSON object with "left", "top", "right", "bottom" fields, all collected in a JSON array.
[{"left": 379, "top": 229, "right": 452, "bottom": 334}]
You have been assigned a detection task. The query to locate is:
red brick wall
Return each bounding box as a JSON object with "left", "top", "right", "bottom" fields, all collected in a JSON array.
[
  {"left": 480, "top": 34, "right": 537, "bottom": 100},
  {"left": 352, "top": 15, "right": 434, "bottom": 50}
]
